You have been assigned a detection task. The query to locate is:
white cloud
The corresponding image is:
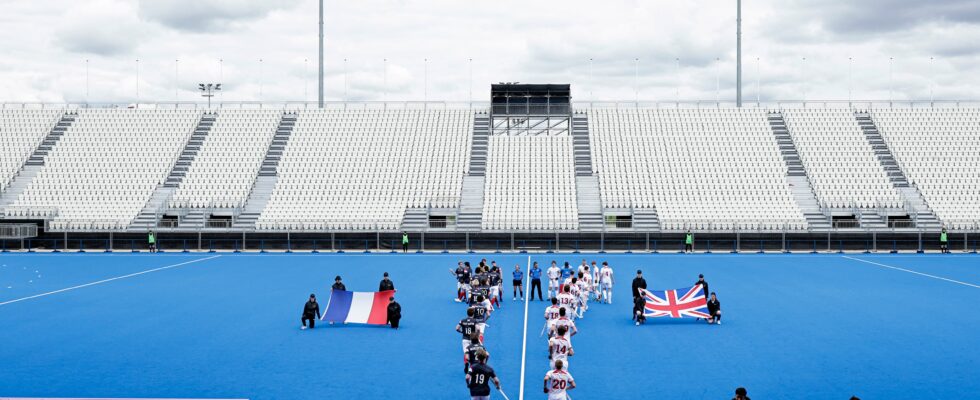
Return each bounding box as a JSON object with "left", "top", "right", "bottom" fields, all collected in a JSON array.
[{"left": 0, "top": 0, "right": 977, "bottom": 103}]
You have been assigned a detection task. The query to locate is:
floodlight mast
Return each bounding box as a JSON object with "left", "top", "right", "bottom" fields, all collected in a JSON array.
[
  {"left": 736, "top": 0, "right": 742, "bottom": 107},
  {"left": 318, "top": 0, "right": 324, "bottom": 108},
  {"left": 199, "top": 83, "right": 222, "bottom": 109}
]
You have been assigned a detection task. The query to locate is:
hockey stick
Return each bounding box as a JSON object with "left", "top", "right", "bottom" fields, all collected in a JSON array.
[
  {"left": 539, "top": 321, "right": 550, "bottom": 337},
  {"left": 497, "top": 388, "right": 511, "bottom": 400}
]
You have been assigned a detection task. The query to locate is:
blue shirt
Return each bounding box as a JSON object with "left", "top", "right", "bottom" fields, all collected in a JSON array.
[
  {"left": 530, "top": 267, "right": 542, "bottom": 280},
  {"left": 561, "top": 267, "right": 573, "bottom": 280},
  {"left": 512, "top": 270, "right": 523, "bottom": 281}
]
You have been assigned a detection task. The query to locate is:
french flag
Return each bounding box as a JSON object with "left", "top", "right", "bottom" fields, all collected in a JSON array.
[{"left": 321, "top": 289, "right": 395, "bottom": 325}]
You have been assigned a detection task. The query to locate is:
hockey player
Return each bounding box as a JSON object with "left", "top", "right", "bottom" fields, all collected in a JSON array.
[
  {"left": 543, "top": 360, "right": 576, "bottom": 400},
  {"left": 548, "top": 325, "right": 574, "bottom": 370},
  {"left": 599, "top": 261, "right": 614, "bottom": 304},
  {"left": 546, "top": 261, "right": 561, "bottom": 299}
]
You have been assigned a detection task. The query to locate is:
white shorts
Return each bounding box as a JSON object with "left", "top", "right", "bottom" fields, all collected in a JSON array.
[
  {"left": 477, "top": 322, "right": 486, "bottom": 333},
  {"left": 602, "top": 282, "right": 612, "bottom": 290},
  {"left": 549, "top": 279, "right": 558, "bottom": 289},
  {"left": 462, "top": 338, "right": 471, "bottom": 353}
]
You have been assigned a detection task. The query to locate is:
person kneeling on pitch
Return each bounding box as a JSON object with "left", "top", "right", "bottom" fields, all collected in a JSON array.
[
  {"left": 706, "top": 292, "right": 722, "bottom": 325},
  {"left": 387, "top": 296, "right": 401, "bottom": 329},
  {"left": 466, "top": 352, "right": 501, "bottom": 400},
  {"left": 633, "top": 295, "right": 646, "bottom": 326},
  {"left": 301, "top": 294, "right": 320, "bottom": 330}
]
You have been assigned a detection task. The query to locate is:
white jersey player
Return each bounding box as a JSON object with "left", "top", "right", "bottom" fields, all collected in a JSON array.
[
  {"left": 544, "top": 298, "right": 562, "bottom": 332},
  {"left": 599, "top": 262, "right": 614, "bottom": 304},
  {"left": 544, "top": 360, "right": 576, "bottom": 400},
  {"left": 548, "top": 325, "right": 574, "bottom": 370},
  {"left": 557, "top": 284, "right": 577, "bottom": 318},
  {"left": 590, "top": 262, "right": 601, "bottom": 300},
  {"left": 546, "top": 261, "right": 561, "bottom": 299},
  {"left": 577, "top": 260, "right": 589, "bottom": 279},
  {"left": 575, "top": 275, "right": 590, "bottom": 317},
  {"left": 550, "top": 308, "right": 578, "bottom": 340}
]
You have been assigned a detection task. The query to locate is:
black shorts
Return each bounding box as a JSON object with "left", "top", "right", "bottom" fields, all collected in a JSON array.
[{"left": 513, "top": 280, "right": 522, "bottom": 286}]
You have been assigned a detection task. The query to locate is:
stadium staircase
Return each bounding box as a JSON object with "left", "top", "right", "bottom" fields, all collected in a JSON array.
[
  {"left": 233, "top": 112, "right": 297, "bottom": 229},
  {"left": 130, "top": 112, "right": 216, "bottom": 230},
  {"left": 571, "top": 115, "right": 603, "bottom": 232},
  {"left": 456, "top": 114, "right": 489, "bottom": 231},
  {"left": 400, "top": 208, "right": 429, "bottom": 231},
  {"left": 768, "top": 111, "right": 831, "bottom": 230},
  {"left": 855, "top": 112, "right": 941, "bottom": 230},
  {"left": 632, "top": 208, "right": 661, "bottom": 232},
  {"left": 0, "top": 112, "right": 76, "bottom": 208}
]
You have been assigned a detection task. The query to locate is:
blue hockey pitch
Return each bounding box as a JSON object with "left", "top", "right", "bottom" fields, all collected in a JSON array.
[{"left": 1, "top": 252, "right": 978, "bottom": 399}]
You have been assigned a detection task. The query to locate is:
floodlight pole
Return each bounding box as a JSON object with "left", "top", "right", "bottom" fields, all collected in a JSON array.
[
  {"left": 318, "top": 0, "right": 324, "bottom": 108},
  {"left": 736, "top": 0, "right": 742, "bottom": 107}
]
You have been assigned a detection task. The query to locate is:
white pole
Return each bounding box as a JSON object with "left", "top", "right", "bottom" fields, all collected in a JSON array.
[
  {"left": 634, "top": 58, "right": 639, "bottom": 104},
  {"left": 801, "top": 57, "right": 806, "bottom": 103},
  {"left": 383, "top": 58, "right": 388, "bottom": 102},
  {"left": 424, "top": 58, "right": 428, "bottom": 103},
  {"left": 259, "top": 58, "right": 264, "bottom": 101},
  {"left": 468, "top": 58, "right": 473, "bottom": 105},
  {"left": 716, "top": 57, "right": 720, "bottom": 105},
  {"left": 344, "top": 58, "right": 348, "bottom": 102},
  {"left": 589, "top": 58, "right": 594, "bottom": 101},
  {"left": 135, "top": 59, "right": 140, "bottom": 107},
  {"left": 305, "top": 58, "right": 309, "bottom": 103},
  {"left": 85, "top": 59, "right": 89, "bottom": 105},
  {"left": 675, "top": 57, "right": 680, "bottom": 104},
  {"left": 756, "top": 57, "right": 760, "bottom": 105},
  {"left": 889, "top": 57, "right": 894, "bottom": 104},
  {"left": 318, "top": 0, "right": 324, "bottom": 108},
  {"left": 930, "top": 56, "right": 934, "bottom": 104},
  {"left": 175, "top": 59, "right": 179, "bottom": 103},
  {"left": 736, "top": 0, "right": 742, "bottom": 107}
]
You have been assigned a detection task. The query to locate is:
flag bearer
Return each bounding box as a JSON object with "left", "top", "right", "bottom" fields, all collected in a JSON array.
[
  {"left": 301, "top": 294, "right": 320, "bottom": 330},
  {"left": 706, "top": 292, "right": 722, "bottom": 325},
  {"left": 386, "top": 296, "right": 401, "bottom": 329}
]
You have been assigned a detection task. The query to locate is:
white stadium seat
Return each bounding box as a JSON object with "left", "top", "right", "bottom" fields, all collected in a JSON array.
[
  {"left": 783, "top": 109, "right": 901, "bottom": 208},
  {"left": 0, "top": 109, "right": 62, "bottom": 191}
]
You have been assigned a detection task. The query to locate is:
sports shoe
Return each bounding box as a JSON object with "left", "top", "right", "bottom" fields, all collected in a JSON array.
[
  {"left": 635, "top": 321, "right": 640, "bottom": 326},
  {"left": 717, "top": 321, "right": 722, "bottom": 325},
  {"left": 513, "top": 297, "right": 516, "bottom": 301},
  {"left": 301, "top": 326, "right": 307, "bottom": 330}
]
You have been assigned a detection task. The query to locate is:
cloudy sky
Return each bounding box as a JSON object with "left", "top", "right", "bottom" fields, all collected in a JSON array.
[{"left": 1, "top": 0, "right": 978, "bottom": 104}]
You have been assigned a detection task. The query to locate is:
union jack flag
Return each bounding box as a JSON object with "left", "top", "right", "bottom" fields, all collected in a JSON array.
[{"left": 639, "top": 285, "right": 710, "bottom": 318}]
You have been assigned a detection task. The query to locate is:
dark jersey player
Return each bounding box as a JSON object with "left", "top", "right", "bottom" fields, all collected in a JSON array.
[
  {"left": 456, "top": 308, "right": 480, "bottom": 353},
  {"left": 463, "top": 331, "right": 487, "bottom": 374},
  {"left": 466, "top": 353, "right": 501, "bottom": 400}
]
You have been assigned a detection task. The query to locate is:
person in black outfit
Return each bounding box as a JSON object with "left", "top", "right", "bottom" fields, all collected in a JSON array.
[
  {"left": 466, "top": 352, "right": 501, "bottom": 400},
  {"left": 631, "top": 270, "right": 647, "bottom": 299},
  {"left": 379, "top": 272, "right": 395, "bottom": 291},
  {"left": 633, "top": 294, "right": 646, "bottom": 326},
  {"left": 332, "top": 276, "right": 346, "bottom": 291},
  {"left": 386, "top": 296, "right": 401, "bottom": 329},
  {"left": 529, "top": 262, "right": 543, "bottom": 301},
  {"left": 463, "top": 331, "right": 486, "bottom": 374},
  {"left": 695, "top": 274, "right": 708, "bottom": 296},
  {"left": 733, "top": 387, "right": 750, "bottom": 400},
  {"left": 301, "top": 294, "right": 320, "bottom": 330},
  {"left": 707, "top": 292, "right": 722, "bottom": 325}
]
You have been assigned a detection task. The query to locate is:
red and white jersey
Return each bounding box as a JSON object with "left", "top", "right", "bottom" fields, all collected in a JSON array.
[
  {"left": 552, "top": 317, "right": 576, "bottom": 339},
  {"left": 481, "top": 299, "right": 494, "bottom": 315},
  {"left": 577, "top": 264, "right": 588, "bottom": 277},
  {"left": 577, "top": 278, "right": 590, "bottom": 295},
  {"left": 557, "top": 293, "right": 576, "bottom": 309},
  {"left": 600, "top": 266, "right": 614, "bottom": 284},
  {"left": 580, "top": 273, "right": 592, "bottom": 287},
  {"left": 591, "top": 265, "right": 601, "bottom": 283},
  {"left": 544, "top": 305, "right": 561, "bottom": 322},
  {"left": 545, "top": 369, "right": 575, "bottom": 400},
  {"left": 549, "top": 336, "right": 572, "bottom": 360},
  {"left": 547, "top": 266, "right": 561, "bottom": 281}
]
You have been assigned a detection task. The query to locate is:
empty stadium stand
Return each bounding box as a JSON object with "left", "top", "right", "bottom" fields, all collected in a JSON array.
[
  {"left": 11, "top": 109, "right": 201, "bottom": 230},
  {"left": 481, "top": 135, "right": 579, "bottom": 230},
  {"left": 588, "top": 108, "right": 807, "bottom": 230},
  {"left": 256, "top": 109, "right": 472, "bottom": 230},
  {"left": 1, "top": 99, "right": 977, "bottom": 238},
  {"left": 0, "top": 110, "right": 68, "bottom": 210},
  {"left": 782, "top": 109, "right": 902, "bottom": 210},
  {"left": 869, "top": 108, "right": 978, "bottom": 229}
]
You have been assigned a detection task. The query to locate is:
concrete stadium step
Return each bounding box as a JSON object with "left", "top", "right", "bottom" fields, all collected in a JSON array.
[
  {"left": 468, "top": 115, "right": 490, "bottom": 176},
  {"left": 575, "top": 175, "right": 602, "bottom": 232},
  {"left": 855, "top": 112, "right": 941, "bottom": 230},
  {"left": 130, "top": 112, "right": 215, "bottom": 229},
  {"left": 400, "top": 207, "right": 429, "bottom": 231},
  {"left": 1, "top": 112, "right": 76, "bottom": 208},
  {"left": 632, "top": 208, "right": 661, "bottom": 231},
  {"left": 179, "top": 208, "right": 206, "bottom": 229},
  {"left": 232, "top": 112, "right": 298, "bottom": 229},
  {"left": 456, "top": 175, "right": 485, "bottom": 231},
  {"left": 570, "top": 114, "right": 595, "bottom": 177},
  {"left": 164, "top": 112, "right": 216, "bottom": 188},
  {"left": 768, "top": 111, "right": 829, "bottom": 231}
]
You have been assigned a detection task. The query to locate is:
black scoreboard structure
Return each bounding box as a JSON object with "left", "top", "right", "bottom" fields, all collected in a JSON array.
[{"left": 489, "top": 83, "right": 571, "bottom": 136}]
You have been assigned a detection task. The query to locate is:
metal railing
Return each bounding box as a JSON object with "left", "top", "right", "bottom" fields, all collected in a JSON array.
[{"left": 0, "top": 223, "right": 37, "bottom": 239}]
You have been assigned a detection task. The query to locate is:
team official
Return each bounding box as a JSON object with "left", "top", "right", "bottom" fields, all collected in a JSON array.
[
  {"left": 387, "top": 296, "right": 401, "bottom": 329},
  {"left": 301, "top": 294, "right": 320, "bottom": 330},
  {"left": 529, "top": 262, "right": 544, "bottom": 301}
]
